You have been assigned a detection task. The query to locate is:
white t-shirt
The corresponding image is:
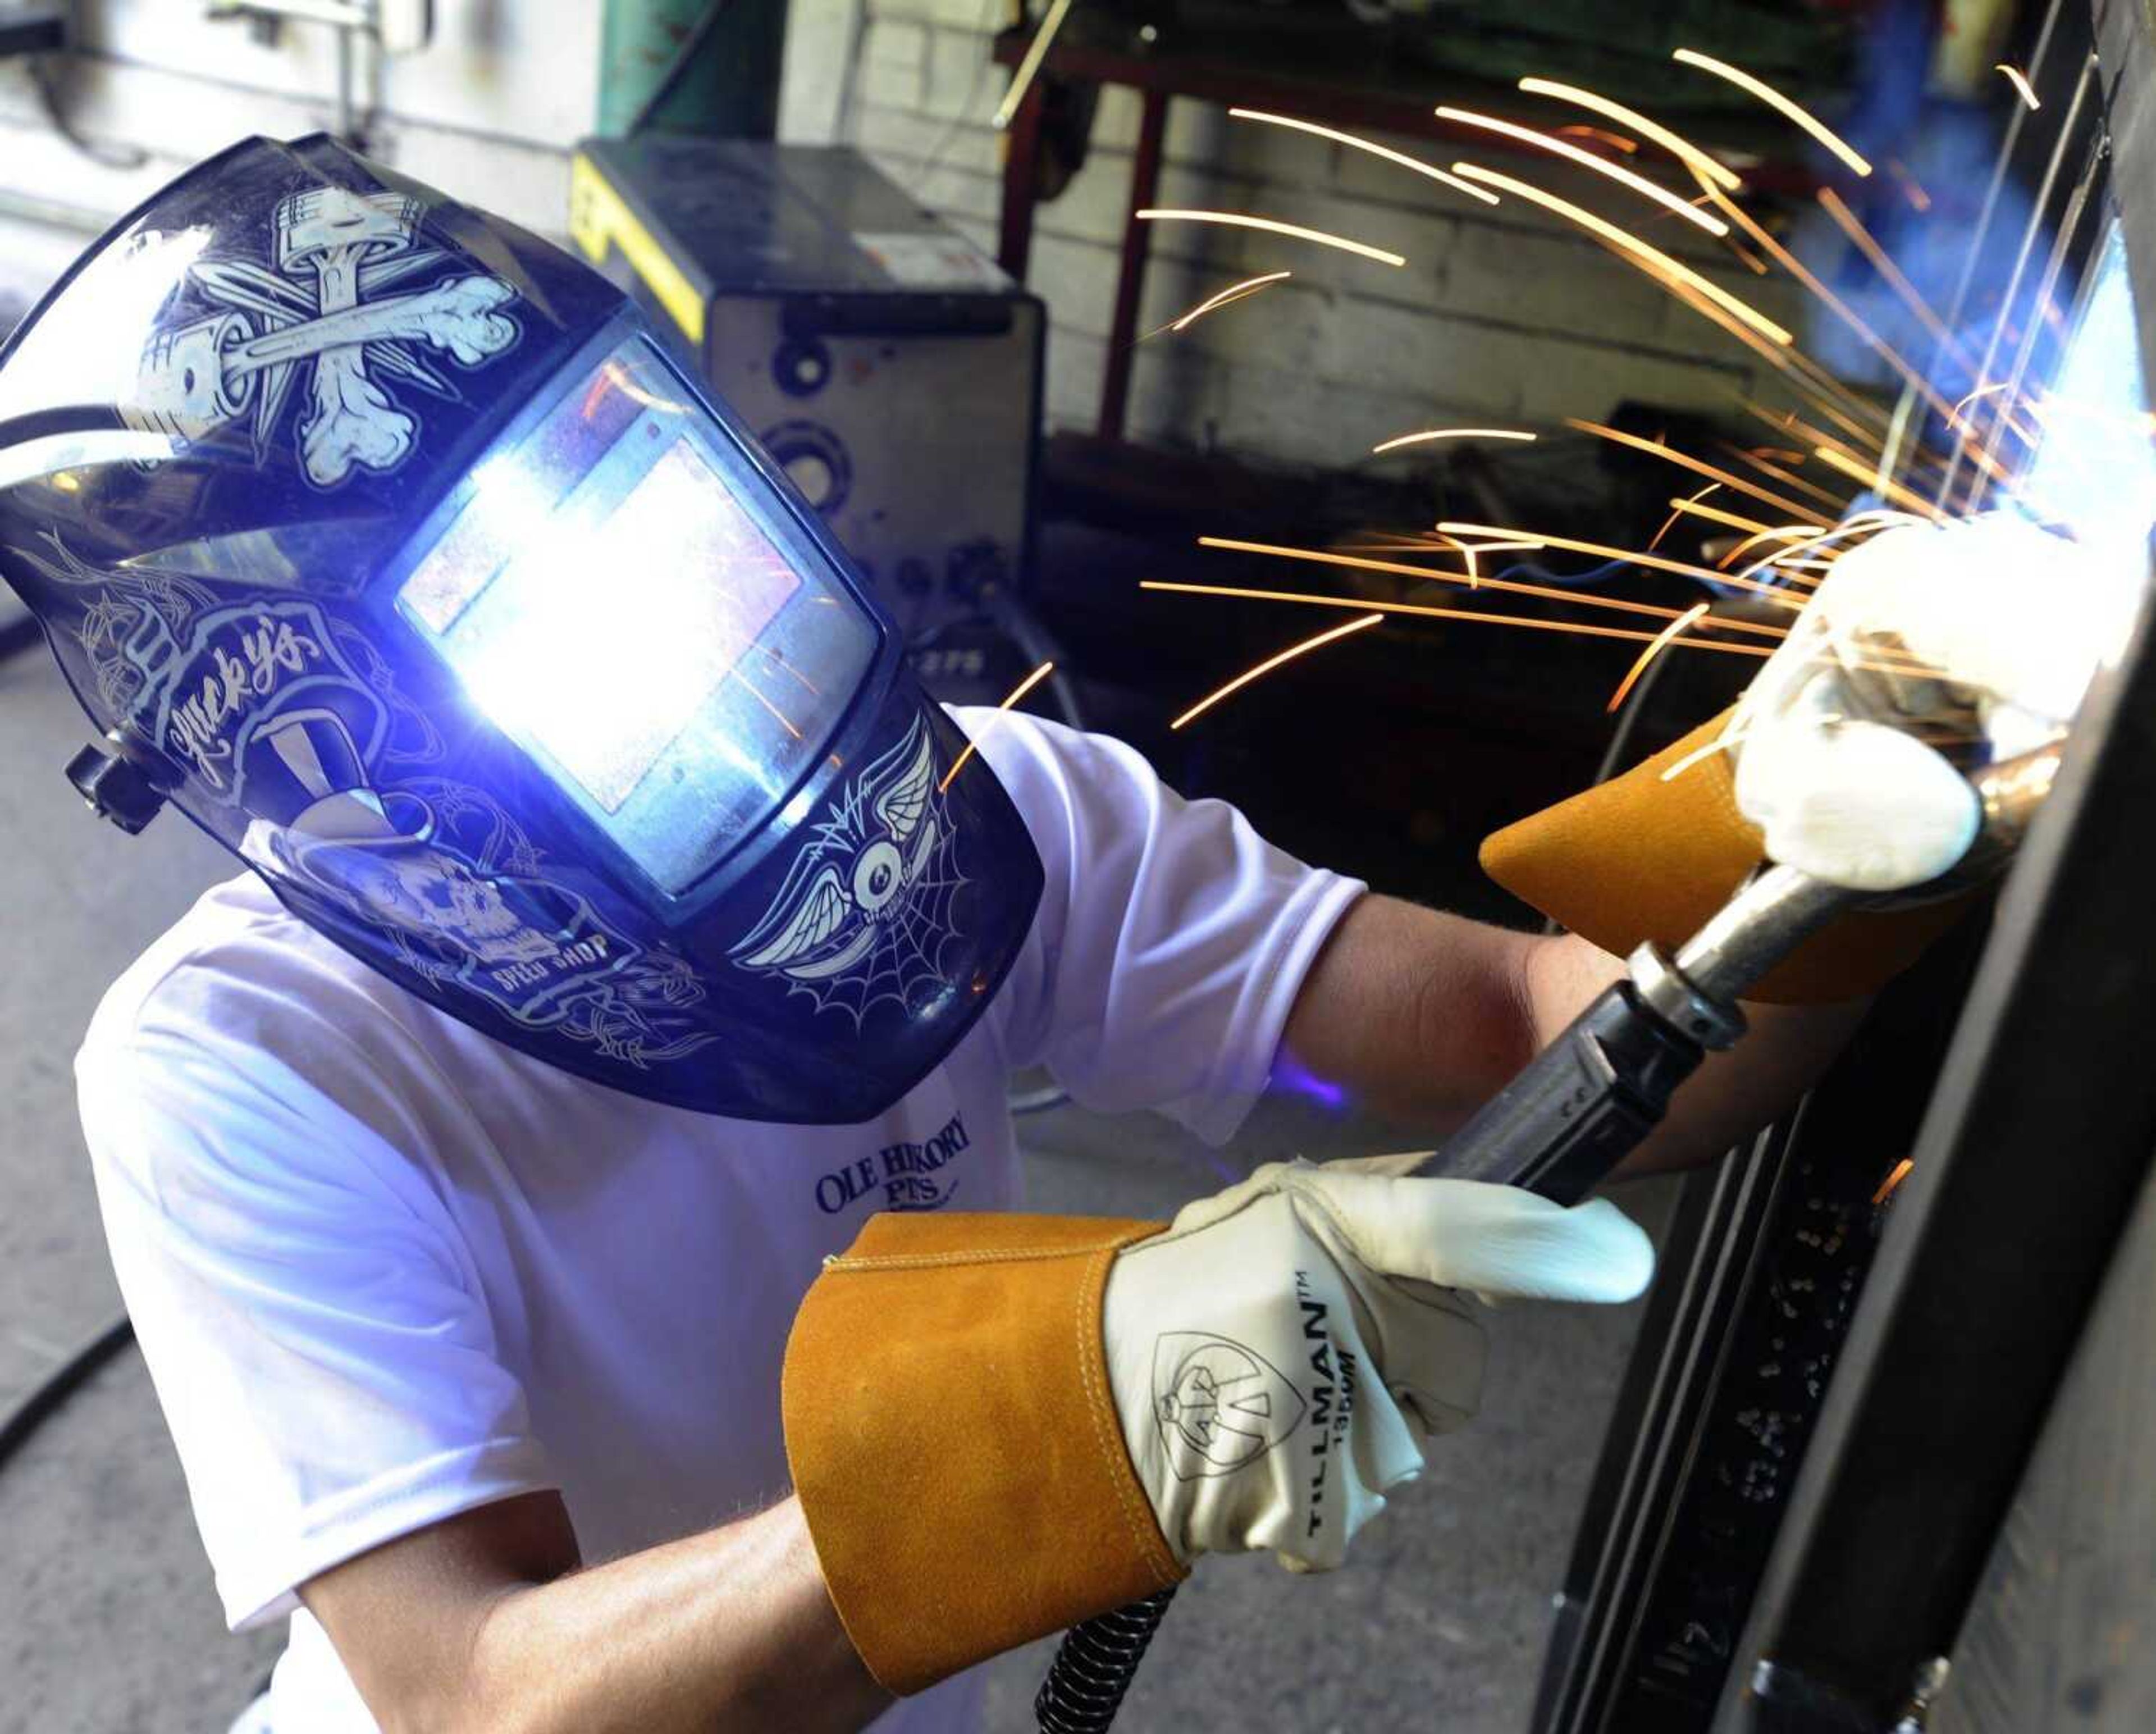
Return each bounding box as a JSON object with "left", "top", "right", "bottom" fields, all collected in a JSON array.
[{"left": 77, "top": 711, "right": 1362, "bottom": 1733}]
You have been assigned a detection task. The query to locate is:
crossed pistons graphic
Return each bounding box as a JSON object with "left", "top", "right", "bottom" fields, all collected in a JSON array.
[{"left": 129, "top": 186, "right": 519, "bottom": 486}]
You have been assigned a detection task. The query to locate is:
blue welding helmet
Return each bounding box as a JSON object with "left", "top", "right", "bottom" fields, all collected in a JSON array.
[{"left": 0, "top": 135, "right": 1043, "bottom": 1123}]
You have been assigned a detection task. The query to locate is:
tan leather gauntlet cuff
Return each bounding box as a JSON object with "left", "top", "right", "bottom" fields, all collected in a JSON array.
[
  {"left": 1481, "top": 709, "right": 1970, "bottom": 1003},
  {"left": 783, "top": 1212, "right": 1186, "bottom": 1696}
]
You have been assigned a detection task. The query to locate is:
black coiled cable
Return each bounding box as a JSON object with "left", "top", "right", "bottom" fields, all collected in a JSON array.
[{"left": 1034, "top": 1587, "right": 1179, "bottom": 1732}]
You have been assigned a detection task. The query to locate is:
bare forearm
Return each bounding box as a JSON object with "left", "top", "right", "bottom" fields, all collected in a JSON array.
[
  {"left": 1278, "top": 895, "right": 1541, "bottom": 1133},
  {"left": 462, "top": 1499, "right": 883, "bottom": 1734},
  {"left": 1278, "top": 894, "right": 1865, "bottom": 1176},
  {"left": 328, "top": 1495, "right": 888, "bottom": 1734}
]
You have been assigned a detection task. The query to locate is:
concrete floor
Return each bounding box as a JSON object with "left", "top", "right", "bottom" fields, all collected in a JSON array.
[{"left": 0, "top": 638, "right": 1670, "bottom": 1734}]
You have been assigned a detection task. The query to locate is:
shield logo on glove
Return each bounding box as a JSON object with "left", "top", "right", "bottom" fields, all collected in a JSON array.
[{"left": 1152, "top": 1332, "right": 1306, "bottom": 1480}]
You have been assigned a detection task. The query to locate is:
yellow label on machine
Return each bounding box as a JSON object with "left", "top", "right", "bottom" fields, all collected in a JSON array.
[{"left": 569, "top": 152, "right": 706, "bottom": 350}]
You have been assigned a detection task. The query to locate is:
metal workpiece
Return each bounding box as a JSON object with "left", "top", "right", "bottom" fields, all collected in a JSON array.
[{"left": 1711, "top": 480, "right": 2156, "bottom": 1731}]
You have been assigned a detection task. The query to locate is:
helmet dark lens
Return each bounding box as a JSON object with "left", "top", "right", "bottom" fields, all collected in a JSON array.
[{"left": 394, "top": 340, "right": 877, "bottom": 895}]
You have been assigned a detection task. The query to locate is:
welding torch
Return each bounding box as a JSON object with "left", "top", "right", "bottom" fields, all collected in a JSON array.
[{"left": 1033, "top": 744, "right": 2059, "bottom": 1733}]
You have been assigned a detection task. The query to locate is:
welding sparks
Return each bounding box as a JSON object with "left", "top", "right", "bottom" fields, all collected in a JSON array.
[
  {"left": 1677, "top": 496, "right": 1800, "bottom": 539},
  {"left": 1229, "top": 108, "right": 1501, "bottom": 206},
  {"left": 1648, "top": 483, "right": 1724, "bottom": 551},
  {"left": 1811, "top": 445, "right": 1950, "bottom": 519},
  {"left": 1554, "top": 124, "right": 1638, "bottom": 154},
  {"left": 1153, "top": 271, "right": 1292, "bottom": 337},
  {"left": 1435, "top": 106, "right": 1729, "bottom": 235},
  {"left": 1436, "top": 518, "right": 1807, "bottom": 605},
  {"left": 1449, "top": 164, "right": 1793, "bottom": 345},
  {"left": 1718, "top": 523, "right": 1831, "bottom": 571},
  {"left": 728, "top": 668, "right": 803, "bottom": 740},
  {"left": 1885, "top": 158, "right": 1932, "bottom": 211},
  {"left": 1724, "top": 443, "right": 1848, "bottom": 513},
  {"left": 1141, "top": 579, "right": 1775, "bottom": 657},
  {"left": 1516, "top": 76, "right": 1744, "bottom": 190},
  {"left": 1817, "top": 186, "right": 1963, "bottom": 359},
  {"left": 1136, "top": 208, "right": 1406, "bottom": 267},
  {"left": 1949, "top": 381, "right": 2009, "bottom": 427},
  {"left": 1651, "top": 272, "right": 1860, "bottom": 426},
  {"left": 1196, "top": 535, "right": 1791, "bottom": 636},
  {"left": 1704, "top": 187, "right": 1995, "bottom": 468},
  {"left": 992, "top": 0, "right": 1075, "bottom": 129},
  {"left": 1996, "top": 63, "right": 2041, "bottom": 111},
  {"left": 1171, "top": 612, "right": 1384, "bottom": 729},
  {"left": 1872, "top": 1157, "right": 1915, "bottom": 1206},
  {"left": 1659, "top": 718, "right": 1748, "bottom": 782},
  {"left": 1743, "top": 397, "right": 1894, "bottom": 472},
  {"left": 1372, "top": 426, "right": 1537, "bottom": 455},
  {"left": 1566, "top": 419, "right": 1825, "bottom": 523},
  {"left": 1607, "top": 602, "right": 1711, "bottom": 711},
  {"left": 1672, "top": 48, "right": 1872, "bottom": 177},
  {"left": 1725, "top": 509, "right": 1926, "bottom": 587},
  {"left": 938, "top": 660, "right": 1056, "bottom": 792}
]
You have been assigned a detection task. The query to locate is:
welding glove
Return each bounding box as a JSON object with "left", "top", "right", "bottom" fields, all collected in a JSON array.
[
  {"left": 1102, "top": 1156, "right": 1652, "bottom": 1571},
  {"left": 1481, "top": 513, "right": 2122, "bottom": 998},
  {"left": 782, "top": 1167, "right": 1650, "bottom": 1694},
  {"left": 1729, "top": 513, "right": 2128, "bottom": 890}
]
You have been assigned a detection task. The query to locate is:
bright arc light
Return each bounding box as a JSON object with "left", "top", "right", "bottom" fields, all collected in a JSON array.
[
  {"left": 1447, "top": 164, "right": 1793, "bottom": 346},
  {"left": 1136, "top": 209, "right": 1406, "bottom": 267},
  {"left": 938, "top": 660, "right": 1056, "bottom": 793},
  {"left": 1516, "top": 76, "right": 1744, "bottom": 191},
  {"left": 1372, "top": 427, "right": 1537, "bottom": 455},
  {"left": 1435, "top": 106, "right": 1729, "bottom": 235},
  {"left": 1671, "top": 48, "right": 1873, "bottom": 177},
  {"left": 1228, "top": 108, "right": 1501, "bottom": 206},
  {"left": 1171, "top": 613, "right": 1384, "bottom": 730}
]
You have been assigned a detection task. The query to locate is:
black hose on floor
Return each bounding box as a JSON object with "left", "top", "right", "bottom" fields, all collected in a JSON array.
[{"left": 0, "top": 1315, "right": 136, "bottom": 1471}]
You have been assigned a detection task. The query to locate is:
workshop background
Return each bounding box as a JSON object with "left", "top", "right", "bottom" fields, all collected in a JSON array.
[{"left": 0, "top": 2, "right": 2103, "bottom": 1733}]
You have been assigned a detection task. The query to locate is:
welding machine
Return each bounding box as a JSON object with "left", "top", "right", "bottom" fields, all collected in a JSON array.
[{"left": 569, "top": 138, "right": 1045, "bottom": 645}]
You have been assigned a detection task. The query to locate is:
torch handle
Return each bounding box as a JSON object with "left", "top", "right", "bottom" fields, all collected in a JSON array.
[{"left": 1414, "top": 978, "right": 1710, "bottom": 1203}]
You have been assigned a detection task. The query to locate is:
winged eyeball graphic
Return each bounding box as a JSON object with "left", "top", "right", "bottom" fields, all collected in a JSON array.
[{"left": 728, "top": 719, "right": 961, "bottom": 1020}]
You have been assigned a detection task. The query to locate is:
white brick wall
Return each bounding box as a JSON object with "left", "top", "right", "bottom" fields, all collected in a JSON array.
[{"left": 780, "top": 0, "right": 1809, "bottom": 466}]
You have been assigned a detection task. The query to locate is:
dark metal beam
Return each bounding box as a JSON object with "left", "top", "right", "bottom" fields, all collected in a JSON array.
[{"left": 1707, "top": 12, "right": 2156, "bottom": 1704}]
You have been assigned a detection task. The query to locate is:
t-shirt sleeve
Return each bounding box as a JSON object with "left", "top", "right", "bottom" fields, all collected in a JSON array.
[
  {"left": 77, "top": 974, "right": 555, "bottom": 1632},
  {"left": 963, "top": 708, "right": 1365, "bottom": 1144}
]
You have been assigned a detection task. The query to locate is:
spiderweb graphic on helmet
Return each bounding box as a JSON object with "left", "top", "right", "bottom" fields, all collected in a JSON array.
[
  {"left": 803, "top": 818, "right": 967, "bottom": 1029},
  {"left": 729, "top": 717, "right": 970, "bottom": 1029}
]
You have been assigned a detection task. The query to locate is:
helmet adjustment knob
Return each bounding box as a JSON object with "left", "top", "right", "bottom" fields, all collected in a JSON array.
[{"left": 65, "top": 734, "right": 170, "bottom": 835}]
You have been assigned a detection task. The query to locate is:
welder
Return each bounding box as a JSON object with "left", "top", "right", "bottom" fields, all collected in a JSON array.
[{"left": 0, "top": 138, "right": 2102, "bottom": 1734}]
